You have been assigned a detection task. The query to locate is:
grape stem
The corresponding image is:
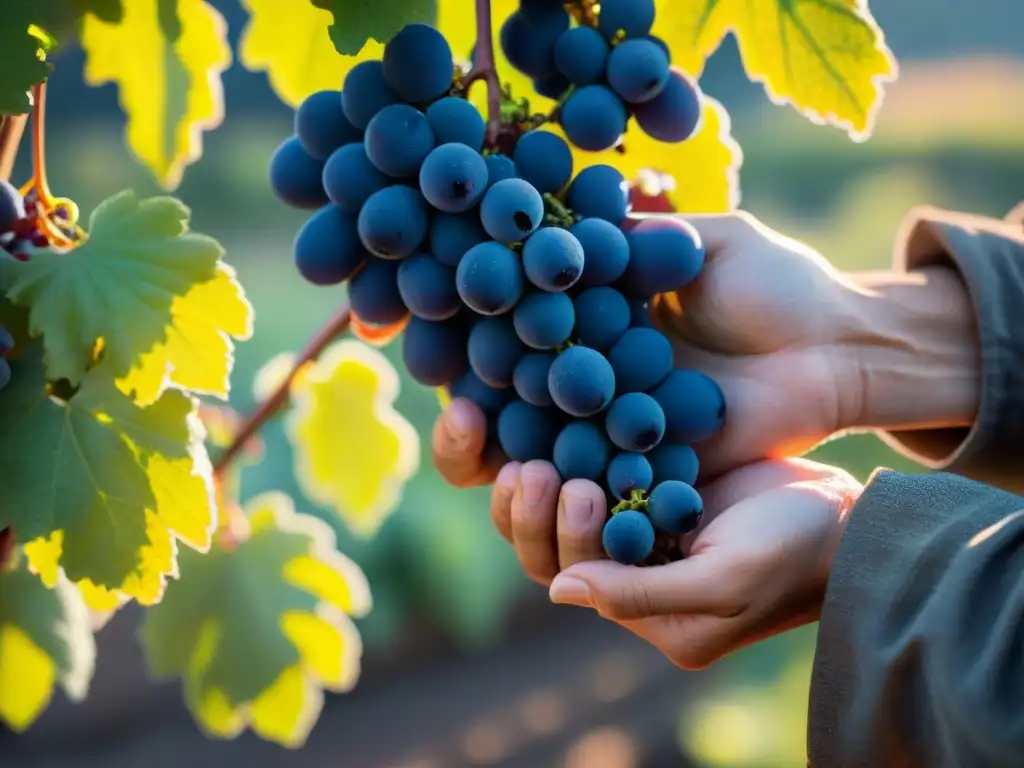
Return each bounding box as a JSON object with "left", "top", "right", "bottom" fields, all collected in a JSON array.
[
  {"left": 212, "top": 302, "right": 353, "bottom": 478},
  {"left": 464, "top": 0, "right": 502, "bottom": 145},
  {"left": 0, "top": 115, "right": 28, "bottom": 182}
]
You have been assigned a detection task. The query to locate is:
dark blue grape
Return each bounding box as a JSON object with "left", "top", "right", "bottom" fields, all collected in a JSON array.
[
  {"left": 322, "top": 143, "right": 388, "bottom": 213},
  {"left": 607, "top": 327, "right": 673, "bottom": 393},
  {"left": 419, "top": 143, "right": 489, "bottom": 213},
  {"left": 648, "top": 480, "right": 703, "bottom": 534},
  {"left": 572, "top": 286, "right": 630, "bottom": 350},
  {"left": 500, "top": 9, "right": 567, "bottom": 79},
  {"left": 513, "top": 130, "right": 573, "bottom": 194},
  {"left": 0, "top": 181, "right": 26, "bottom": 233},
  {"left": 295, "top": 90, "right": 361, "bottom": 160},
  {"left": 0, "top": 327, "right": 14, "bottom": 356},
  {"left": 554, "top": 421, "right": 611, "bottom": 481},
  {"left": 382, "top": 23, "right": 455, "bottom": 104},
  {"left": 606, "top": 38, "right": 670, "bottom": 104},
  {"left": 348, "top": 258, "right": 408, "bottom": 325},
  {"left": 456, "top": 242, "right": 525, "bottom": 315},
  {"left": 548, "top": 345, "right": 615, "bottom": 417},
  {"left": 572, "top": 218, "right": 630, "bottom": 287},
  {"left": 605, "top": 392, "right": 666, "bottom": 452},
  {"left": 430, "top": 213, "right": 489, "bottom": 266},
  {"left": 646, "top": 35, "right": 670, "bottom": 57},
  {"left": 634, "top": 68, "right": 703, "bottom": 143},
  {"left": 602, "top": 510, "right": 655, "bottom": 565},
  {"left": 647, "top": 444, "right": 699, "bottom": 487},
  {"left": 468, "top": 316, "right": 525, "bottom": 387},
  {"left": 269, "top": 136, "right": 328, "bottom": 210},
  {"left": 426, "top": 97, "right": 486, "bottom": 151},
  {"left": 513, "top": 291, "right": 575, "bottom": 349},
  {"left": 480, "top": 178, "right": 544, "bottom": 243},
  {"left": 621, "top": 217, "right": 705, "bottom": 295},
  {"left": 650, "top": 369, "right": 726, "bottom": 444},
  {"left": 560, "top": 85, "right": 627, "bottom": 152},
  {"left": 597, "top": 0, "right": 655, "bottom": 40},
  {"left": 628, "top": 298, "right": 653, "bottom": 327},
  {"left": 533, "top": 72, "right": 571, "bottom": 99},
  {"left": 396, "top": 252, "right": 461, "bottom": 320},
  {"left": 513, "top": 352, "right": 556, "bottom": 406},
  {"left": 357, "top": 186, "right": 428, "bottom": 258},
  {"left": 522, "top": 227, "right": 585, "bottom": 291},
  {"left": 606, "top": 452, "right": 654, "bottom": 500},
  {"left": 497, "top": 399, "right": 561, "bottom": 462},
  {"left": 565, "top": 164, "right": 629, "bottom": 225},
  {"left": 485, "top": 154, "right": 518, "bottom": 188},
  {"left": 520, "top": 0, "right": 568, "bottom": 25},
  {"left": 402, "top": 315, "right": 468, "bottom": 386},
  {"left": 364, "top": 104, "right": 435, "bottom": 178},
  {"left": 448, "top": 370, "right": 512, "bottom": 415},
  {"left": 554, "top": 26, "right": 609, "bottom": 85},
  {"left": 294, "top": 205, "right": 367, "bottom": 286},
  {"left": 342, "top": 60, "right": 399, "bottom": 130}
]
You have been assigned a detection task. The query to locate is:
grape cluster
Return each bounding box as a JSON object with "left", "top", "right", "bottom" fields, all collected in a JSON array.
[
  {"left": 0, "top": 180, "right": 71, "bottom": 262},
  {"left": 271, "top": 15, "right": 723, "bottom": 566}
]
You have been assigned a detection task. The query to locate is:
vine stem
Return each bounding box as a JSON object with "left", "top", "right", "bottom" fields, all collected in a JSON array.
[
  {"left": 465, "top": 0, "right": 502, "bottom": 145},
  {"left": 0, "top": 115, "right": 28, "bottom": 182},
  {"left": 212, "top": 302, "right": 352, "bottom": 478}
]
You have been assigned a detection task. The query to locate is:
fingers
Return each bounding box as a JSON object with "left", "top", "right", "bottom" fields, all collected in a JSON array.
[
  {"left": 490, "top": 462, "right": 520, "bottom": 543},
  {"left": 556, "top": 480, "right": 607, "bottom": 570},
  {"left": 510, "top": 461, "right": 562, "bottom": 584},
  {"left": 431, "top": 399, "right": 494, "bottom": 487}
]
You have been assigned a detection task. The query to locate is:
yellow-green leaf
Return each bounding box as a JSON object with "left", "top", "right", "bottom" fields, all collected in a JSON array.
[
  {"left": 653, "top": 0, "right": 897, "bottom": 140},
  {"left": 0, "top": 557, "right": 96, "bottom": 732},
  {"left": 285, "top": 340, "right": 419, "bottom": 537},
  {"left": 139, "top": 491, "right": 371, "bottom": 748},
  {"left": 80, "top": 0, "right": 232, "bottom": 189}
]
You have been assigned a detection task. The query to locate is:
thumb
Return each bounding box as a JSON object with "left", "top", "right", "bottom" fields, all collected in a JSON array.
[{"left": 678, "top": 211, "right": 761, "bottom": 253}]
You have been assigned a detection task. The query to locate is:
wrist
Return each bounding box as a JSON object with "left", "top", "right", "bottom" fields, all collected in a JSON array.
[{"left": 833, "top": 266, "right": 981, "bottom": 432}]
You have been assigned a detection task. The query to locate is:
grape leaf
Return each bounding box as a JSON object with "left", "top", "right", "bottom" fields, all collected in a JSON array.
[
  {"left": 285, "top": 340, "right": 420, "bottom": 537},
  {"left": 0, "top": 343, "right": 216, "bottom": 607},
  {"left": 79, "top": 0, "right": 231, "bottom": 189},
  {"left": 0, "top": 190, "right": 252, "bottom": 404},
  {"left": 653, "top": 0, "right": 897, "bottom": 140},
  {"left": 140, "top": 491, "right": 371, "bottom": 747},
  {"left": 0, "top": 558, "right": 96, "bottom": 732},
  {"left": 0, "top": 23, "right": 52, "bottom": 115},
  {"left": 560, "top": 94, "right": 742, "bottom": 213},
  {"left": 310, "top": 0, "right": 436, "bottom": 56}
]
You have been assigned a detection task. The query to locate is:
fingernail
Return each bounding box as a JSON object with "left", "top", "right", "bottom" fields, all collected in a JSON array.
[
  {"left": 495, "top": 463, "right": 519, "bottom": 493},
  {"left": 549, "top": 576, "right": 591, "bottom": 607},
  {"left": 562, "top": 488, "right": 596, "bottom": 530},
  {"left": 445, "top": 404, "right": 473, "bottom": 449},
  {"left": 520, "top": 464, "right": 550, "bottom": 506}
]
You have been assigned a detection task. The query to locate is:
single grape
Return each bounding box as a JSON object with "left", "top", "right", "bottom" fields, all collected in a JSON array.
[
  {"left": 396, "top": 252, "right": 461, "bottom": 320},
  {"left": 364, "top": 104, "right": 435, "bottom": 178},
  {"left": 347, "top": 258, "right": 409, "bottom": 325},
  {"left": 322, "top": 142, "right": 388, "bottom": 213},
  {"left": 560, "top": 85, "right": 627, "bottom": 152},
  {"left": 456, "top": 241, "right": 525, "bottom": 315},
  {"left": 520, "top": 0, "right": 568, "bottom": 25},
  {"left": 648, "top": 480, "right": 703, "bottom": 534},
  {"left": 605, "top": 392, "right": 666, "bottom": 452},
  {"left": 269, "top": 136, "right": 328, "bottom": 210},
  {"left": 513, "top": 130, "right": 573, "bottom": 195},
  {"left": 500, "top": 9, "right": 567, "bottom": 79},
  {"left": 554, "top": 421, "right": 611, "bottom": 481},
  {"left": 571, "top": 218, "right": 630, "bottom": 287},
  {"left": 0, "top": 358, "right": 10, "bottom": 392},
  {"left": 357, "top": 185, "right": 428, "bottom": 258},
  {"left": 522, "top": 227, "right": 585, "bottom": 291},
  {"left": 606, "top": 38, "right": 670, "bottom": 104},
  {"left": 646, "top": 36, "right": 671, "bottom": 57},
  {"left": 479, "top": 178, "right": 544, "bottom": 243},
  {"left": 548, "top": 345, "right": 615, "bottom": 417},
  {"left": 621, "top": 216, "right": 705, "bottom": 295},
  {"left": 485, "top": 154, "right": 518, "bottom": 188},
  {"left": 295, "top": 90, "right": 362, "bottom": 160},
  {"left": 554, "top": 26, "right": 609, "bottom": 85},
  {"left": 513, "top": 352, "right": 556, "bottom": 406},
  {"left": 0, "top": 326, "right": 14, "bottom": 356},
  {"left": 565, "top": 165, "right": 630, "bottom": 225},
  {"left": 607, "top": 327, "right": 673, "bottom": 393},
  {"left": 650, "top": 369, "right": 726, "bottom": 444},
  {"left": 342, "top": 60, "right": 399, "bottom": 130},
  {"left": 497, "top": 399, "right": 561, "bottom": 462},
  {"left": 448, "top": 370, "right": 512, "bottom": 415},
  {"left": 420, "top": 143, "right": 489, "bottom": 213},
  {"left": 468, "top": 316, "right": 525, "bottom": 388},
  {"left": 294, "top": 205, "right": 367, "bottom": 286},
  {"left": 606, "top": 452, "right": 654, "bottom": 500},
  {"left": 634, "top": 68, "right": 703, "bottom": 143},
  {"left": 597, "top": 0, "right": 655, "bottom": 40},
  {"left": 0, "top": 181, "right": 25, "bottom": 234},
  {"left": 533, "top": 72, "right": 571, "bottom": 99},
  {"left": 402, "top": 315, "right": 469, "bottom": 387},
  {"left": 513, "top": 291, "right": 575, "bottom": 349},
  {"left": 382, "top": 23, "right": 455, "bottom": 104},
  {"left": 572, "top": 286, "right": 631, "bottom": 350},
  {"left": 426, "top": 97, "right": 486, "bottom": 151},
  {"left": 430, "top": 212, "right": 489, "bottom": 266},
  {"left": 602, "top": 510, "right": 655, "bottom": 565},
  {"left": 628, "top": 298, "right": 653, "bottom": 327},
  {"left": 647, "top": 444, "right": 699, "bottom": 487}
]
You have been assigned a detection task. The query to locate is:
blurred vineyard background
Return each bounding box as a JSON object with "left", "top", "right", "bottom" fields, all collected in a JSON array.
[{"left": 2, "top": 1, "right": 1022, "bottom": 766}]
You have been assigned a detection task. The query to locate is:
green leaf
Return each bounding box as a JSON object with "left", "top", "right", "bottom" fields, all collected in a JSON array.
[
  {"left": 309, "top": 0, "right": 437, "bottom": 56},
  {"left": 140, "top": 492, "right": 371, "bottom": 747},
  {"left": 0, "top": 190, "right": 252, "bottom": 404},
  {"left": 0, "top": 24, "right": 51, "bottom": 115},
  {"left": 0, "top": 558, "right": 96, "bottom": 732},
  {"left": 0, "top": 343, "right": 216, "bottom": 607}
]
